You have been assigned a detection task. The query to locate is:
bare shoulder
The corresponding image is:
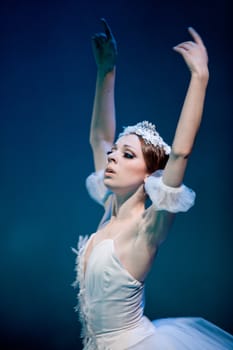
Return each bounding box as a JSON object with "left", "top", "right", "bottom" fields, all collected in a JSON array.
[
  {"left": 124, "top": 211, "right": 174, "bottom": 281},
  {"left": 139, "top": 206, "right": 175, "bottom": 247}
]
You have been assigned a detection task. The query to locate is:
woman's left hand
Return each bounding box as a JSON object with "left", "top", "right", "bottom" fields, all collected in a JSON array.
[
  {"left": 173, "top": 27, "right": 209, "bottom": 79},
  {"left": 92, "top": 18, "right": 118, "bottom": 74}
]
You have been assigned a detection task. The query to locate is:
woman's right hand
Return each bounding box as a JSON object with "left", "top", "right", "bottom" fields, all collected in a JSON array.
[
  {"left": 173, "top": 27, "right": 209, "bottom": 80},
  {"left": 92, "top": 18, "right": 117, "bottom": 74}
]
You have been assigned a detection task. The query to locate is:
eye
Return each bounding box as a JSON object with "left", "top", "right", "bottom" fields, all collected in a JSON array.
[
  {"left": 107, "top": 146, "right": 117, "bottom": 155},
  {"left": 124, "top": 152, "right": 134, "bottom": 159}
]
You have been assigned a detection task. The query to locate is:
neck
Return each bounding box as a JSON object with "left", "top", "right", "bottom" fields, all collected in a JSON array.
[{"left": 112, "top": 185, "right": 146, "bottom": 219}]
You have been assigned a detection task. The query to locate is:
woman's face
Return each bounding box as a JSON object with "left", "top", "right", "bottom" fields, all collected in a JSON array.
[{"left": 104, "top": 134, "right": 148, "bottom": 195}]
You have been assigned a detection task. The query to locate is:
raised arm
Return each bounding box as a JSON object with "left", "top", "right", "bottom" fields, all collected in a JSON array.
[
  {"left": 90, "top": 19, "right": 118, "bottom": 171},
  {"left": 162, "top": 27, "right": 209, "bottom": 187}
]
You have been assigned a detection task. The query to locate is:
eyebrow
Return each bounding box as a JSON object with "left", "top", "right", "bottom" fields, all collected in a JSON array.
[{"left": 114, "top": 143, "right": 137, "bottom": 150}]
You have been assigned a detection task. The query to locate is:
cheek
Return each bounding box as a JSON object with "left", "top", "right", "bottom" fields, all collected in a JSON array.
[{"left": 124, "top": 162, "right": 147, "bottom": 178}]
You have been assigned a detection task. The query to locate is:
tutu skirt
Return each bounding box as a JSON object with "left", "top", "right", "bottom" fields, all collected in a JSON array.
[{"left": 129, "top": 317, "right": 233, "bottom": 350}]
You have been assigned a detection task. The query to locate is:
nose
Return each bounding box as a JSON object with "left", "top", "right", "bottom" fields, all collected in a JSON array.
[{"left": 107, "top": 150, "right": 118, "bottom": 163}]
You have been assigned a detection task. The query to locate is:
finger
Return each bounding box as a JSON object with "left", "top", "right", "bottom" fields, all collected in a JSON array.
[
  {"left": 174, "top": 41, "right": 195, "bottom": 51},
  {"left": 173, "top": 46, "right": 188, "bottom": 55},
  {"left": 92, "top": 33, "right": 107, "bottom": 40},
  {"left": 188, "top": 27, "right": 204, "bottom": 45},
  {"left": 100, "top": 18, "right": 113, "bottom": 40},
  {"left": 92, "top": 33, "right": 107, "bottom": 47}
]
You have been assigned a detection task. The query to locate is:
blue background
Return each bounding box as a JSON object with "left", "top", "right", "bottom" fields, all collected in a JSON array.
[{"left": 0, "top": 0, "right": 232, "bottom": 349}]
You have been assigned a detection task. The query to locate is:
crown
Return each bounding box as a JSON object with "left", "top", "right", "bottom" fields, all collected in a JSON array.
[{"left": 118, "top": 121, "right": 171, "bottom": 155}]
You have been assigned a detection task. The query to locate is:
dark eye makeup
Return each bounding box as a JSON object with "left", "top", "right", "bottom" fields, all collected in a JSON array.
[
  {"left": 124, "top": 152, "right": 134, "bottom": 159},
  {"left": 107, "top": 145, "right": 135, "bottom": 159}
]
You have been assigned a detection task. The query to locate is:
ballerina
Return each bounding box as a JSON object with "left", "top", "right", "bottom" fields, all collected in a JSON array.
[{"left": 73, "top": 19, "right": 233, "bottom": 350}]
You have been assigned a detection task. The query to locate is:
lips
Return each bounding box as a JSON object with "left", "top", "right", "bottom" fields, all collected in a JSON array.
[{"left": 105, "top": 167, "right": 116, "bottom": 174}]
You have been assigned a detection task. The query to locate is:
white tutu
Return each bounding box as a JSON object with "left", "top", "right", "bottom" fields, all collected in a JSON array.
[{"left": 140, "top": 317, "right": 233, "bottom": 350}]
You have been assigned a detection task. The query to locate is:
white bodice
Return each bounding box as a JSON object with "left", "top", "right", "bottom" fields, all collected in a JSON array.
[{"left": 72, "top": 236, "right": 156, "bottom": 349}]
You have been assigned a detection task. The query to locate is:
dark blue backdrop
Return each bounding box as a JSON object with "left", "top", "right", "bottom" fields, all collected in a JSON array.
[{"left": 0, "top": 0, "right": 232, "bottom": 349}]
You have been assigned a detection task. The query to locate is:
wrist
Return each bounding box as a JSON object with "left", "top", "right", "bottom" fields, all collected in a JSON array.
[
  {"left": 97, "top": 66, "right": 116, "bottom": 80},
  {"left": 191, "top": 68, "right": 209, "bottom": 85}
]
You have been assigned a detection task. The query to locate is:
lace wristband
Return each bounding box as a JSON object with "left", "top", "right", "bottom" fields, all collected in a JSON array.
[
  {"left": 144, "top": 170, "right": 196, "bottom": 213},
  {"left": 85, "top": 170, "right": 111, "bottom": 206}
]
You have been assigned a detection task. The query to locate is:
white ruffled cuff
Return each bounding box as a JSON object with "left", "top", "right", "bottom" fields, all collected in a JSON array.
[
  {"left": 144, "top": 170, "right": 196, "bottom": 213},
  {"left": 85, "top": 170, "right": 111, "bottom": 206}
]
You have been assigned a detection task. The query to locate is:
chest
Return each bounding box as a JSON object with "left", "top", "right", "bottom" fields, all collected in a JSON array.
[
  {"left": 83, "top": 218, "right": 156, "bottom": 283},
  {"left": 84, "top": 219, "right": 137, "bottom": 270}
]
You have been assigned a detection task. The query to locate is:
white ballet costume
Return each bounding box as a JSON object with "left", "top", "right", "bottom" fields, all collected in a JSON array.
[{"left": 72, "top": 170, "right": 233, "bottom": 349}]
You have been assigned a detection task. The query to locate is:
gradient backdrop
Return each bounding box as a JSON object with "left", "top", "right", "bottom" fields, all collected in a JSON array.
[{"left": 0, "top": 0, "right": 232, "bottom": 349}]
